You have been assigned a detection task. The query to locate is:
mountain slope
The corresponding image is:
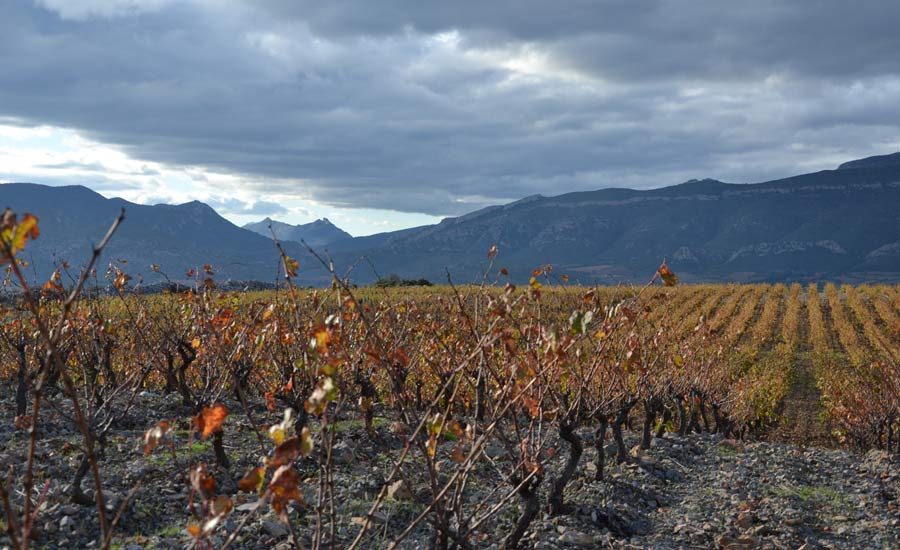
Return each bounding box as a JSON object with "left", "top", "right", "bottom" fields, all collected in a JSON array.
[
  {"left": 4, "top": 152, "right": 900, "bottom": 286},
  {"left": 243, "top": 217, "right": 351, "bottom": 247},
  {"left": 326, "top": 155, "right": 900, "bottom": 284},
  {"left": 0, "top": 184, "right": 330, "bottom": 285}
]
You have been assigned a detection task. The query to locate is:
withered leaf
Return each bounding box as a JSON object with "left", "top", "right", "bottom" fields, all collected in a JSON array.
[
  {"left": 193, "top": 403, "right": 228, "bottom": 439},
  {"left": 238, "top": 466, "right": 265, "bottom": 494},
  {"left": 143, "top": 419, "right": 173, "bottom": 456},
  {"left": 269, "top": 465, "right": 304, "bottom": 520},
  {"left": 657, "top": 261, "right": 679, "bottom": 287}
]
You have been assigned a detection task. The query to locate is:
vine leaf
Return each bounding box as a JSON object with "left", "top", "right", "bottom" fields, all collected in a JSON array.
[
  {"left": 0, "top": 210, "right": 39, "bottom": 265},
  {"left": 143, "top": 419, "right": 173, "bottom": 455},
  {"left": 193, "top": 403, "right": 228, "bottom": 439},
  {"left": 658, "top": 261, "right": 679, "bottom": 286},
  {"left": 238, "top": 466, "right": 265, "bottom": 494}
]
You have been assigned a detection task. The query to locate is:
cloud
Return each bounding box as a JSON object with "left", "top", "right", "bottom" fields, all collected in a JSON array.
[
  {"left": 37, "top": 160, "right": 107, "bottom": 171},
  {"left": 205, "top": 197, "right": 289, "bottom": 217},
  {"left": 35, "top": 0, "right": 173, "bottom": 21},
  {"left": 1, "top": 1, "right": 899, "bottom": 217}
]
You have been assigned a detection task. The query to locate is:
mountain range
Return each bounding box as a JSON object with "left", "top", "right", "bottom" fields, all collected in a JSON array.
[
  {"left": 0, "top": 183, "right": 327, "bottom": 288},
  {"left": 3, "top": 151, "right": 900, "bottom": 286},
  {"left": 243, "top": 217, "right": 351, "bottom": 247}
]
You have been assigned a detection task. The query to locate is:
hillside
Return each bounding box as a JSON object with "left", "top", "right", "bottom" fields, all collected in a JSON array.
[
  {"left": 4, "top": 152, "right": 900, "bottom": 285},
  {"left": 243, "top": 217, "right": 351, "bottom": 247},
  {"left": 0, "top": 183, "right": 331, "bottom": 286},
  {"left": 329, "top": 153, "right": 900, "bottom": 284}
]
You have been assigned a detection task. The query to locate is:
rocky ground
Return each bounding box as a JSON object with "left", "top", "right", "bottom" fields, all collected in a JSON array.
[{"left": 0, "top": 390, "right": 898, "bottom": 550}]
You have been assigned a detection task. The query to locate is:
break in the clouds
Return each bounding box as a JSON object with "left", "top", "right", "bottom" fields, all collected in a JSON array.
[{"left": 2, "top": 1, "right": 900, "bottom": 223}]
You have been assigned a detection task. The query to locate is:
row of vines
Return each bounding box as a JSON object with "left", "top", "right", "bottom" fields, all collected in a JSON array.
[{"left": 0, "top": 210, "right": 898, "bottom": 549}]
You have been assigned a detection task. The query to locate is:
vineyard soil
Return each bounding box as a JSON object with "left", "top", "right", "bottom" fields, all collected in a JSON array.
[{"left": 0, "top": 391, "right": 898, "bottom": 549}]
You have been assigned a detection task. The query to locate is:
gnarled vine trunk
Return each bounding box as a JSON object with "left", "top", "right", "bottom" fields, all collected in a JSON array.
[{"left": 548, "top": 419, "right": 583, "bottom": 515}]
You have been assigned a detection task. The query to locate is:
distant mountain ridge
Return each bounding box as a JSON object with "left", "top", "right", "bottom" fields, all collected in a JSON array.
[
  {"left": 243, "top": 217, "right": 351, "bottom": 247},
  {"left": 837, "top": 151, "right": 900, "bottom": 171},
  {"left": 324, "top": 152, "right": 900, "bottom": 284},
  {"left": 4, "top": 151, "right": 900, "bottom": 286},
  {"left": 0, "top": 183, "right": 331, "bottom": 286}
]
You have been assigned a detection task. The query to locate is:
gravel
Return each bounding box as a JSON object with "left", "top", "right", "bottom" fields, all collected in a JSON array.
[{"left": 1, "top": 390, "right": 897, "bottom": 549}]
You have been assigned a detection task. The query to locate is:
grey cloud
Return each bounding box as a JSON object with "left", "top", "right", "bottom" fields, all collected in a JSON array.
[
  {"left": 0, "top": 1, "right": 899, "bottom": 216},
  {"left": 138, "top": 165, "right": 161, "bottom": 176},
  {"left": 35, "top": 0, "right": 173, "bottom": 21},
  {"left": 205, "top": 197, "right": 289, "bottom": 217},
  {"left": 253, "top": 1, "right": 900, "bottom": 79},
  {"left": 37, "top": 160, "right": 107, "bottom": 171}
]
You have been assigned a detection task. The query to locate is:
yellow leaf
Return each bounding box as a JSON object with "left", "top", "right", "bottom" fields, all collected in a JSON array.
[
  {"left": 11, "top": 214, "right": 39, "bottom": 252},
  {"left": 269, "top": 427, "right": 286, "bottom": 446},
  {"left": 658, "top": 261, "right": 679, "bottom": 286},
  {"left": 283, "top": 256, "right": 299, "bottom": 277},
  {"left": 299, "top": 426, "right": 314, "bottom": 456}
]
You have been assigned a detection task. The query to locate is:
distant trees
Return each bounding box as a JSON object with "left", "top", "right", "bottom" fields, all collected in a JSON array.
[{"left": 372, "top": 273, "right": 432, "bottom": 288}]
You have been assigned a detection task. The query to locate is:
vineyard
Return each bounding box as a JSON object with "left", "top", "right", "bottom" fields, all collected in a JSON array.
[{"left": 0, "top": 212, "right": 899, "bottom": 549}]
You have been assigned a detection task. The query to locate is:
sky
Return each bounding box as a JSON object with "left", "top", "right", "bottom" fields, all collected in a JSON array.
[{"left": 2, "top": 1, "right": 900, "bottom": 236}]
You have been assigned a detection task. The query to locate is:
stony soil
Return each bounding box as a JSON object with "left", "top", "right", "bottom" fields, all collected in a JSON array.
[{"left": 0, "top": 391, "right": 898, "bottom": 550}]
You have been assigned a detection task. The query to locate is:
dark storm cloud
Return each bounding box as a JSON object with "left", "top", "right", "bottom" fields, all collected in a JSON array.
[
  {"left": 2, "top": 1, "right": 900, "bottom": 216},
  {"left": 255, "top": 1, "right": 900, "bottom": 79}
]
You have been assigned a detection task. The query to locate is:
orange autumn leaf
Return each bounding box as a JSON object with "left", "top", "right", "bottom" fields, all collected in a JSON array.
[
  {"left": 193, "top": 403, "right": 228, "bottom": 439},
  {"left": 657, "top": 261, "right": 679, "bottom": 287}
]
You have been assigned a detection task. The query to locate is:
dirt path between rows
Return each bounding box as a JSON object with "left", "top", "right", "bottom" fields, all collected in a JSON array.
[{"left": 771, "top": 290, "right": 834, "bottom": 447}]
